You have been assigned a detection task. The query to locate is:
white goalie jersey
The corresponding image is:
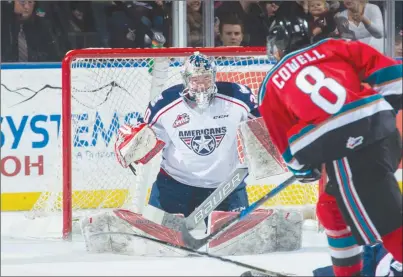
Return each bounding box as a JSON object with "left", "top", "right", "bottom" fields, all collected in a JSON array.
[{"left": 143, "top": 82, "right": 260, "bottom": 188}]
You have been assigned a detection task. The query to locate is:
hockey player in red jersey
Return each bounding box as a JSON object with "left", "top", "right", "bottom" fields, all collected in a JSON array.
[{"left": 258, "top": 16, "right": 402, "bottom": 276}]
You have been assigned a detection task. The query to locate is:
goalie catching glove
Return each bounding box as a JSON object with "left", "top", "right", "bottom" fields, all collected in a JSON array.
[{"left": 114, "top": 123, "right": 165, "bottom": 168}]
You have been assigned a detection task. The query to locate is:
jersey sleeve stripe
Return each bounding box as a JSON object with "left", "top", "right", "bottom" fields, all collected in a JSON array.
[
  {"left": 257, "top": 38, "right": 332, "bottom": 105},
  {"left": 364, "top": 64, "right": 402, "bottom": 86},
  {"left": 281, "top": 148, "right": 305, "bottom": 170},
  {"left": 215, "top": 95, "right": 249, "bottom": 112},
  {"left": 289, "top": 97, "right": 392, "bottom": 156},
  {"left": 149, "top": 99, "right": 183, "bottom": 127},
  {"left": 282, "top": 147, "right": 294, "bottom": 163},
  {"left": 372, "top": 79, "right": 403, "bottom": 97}
]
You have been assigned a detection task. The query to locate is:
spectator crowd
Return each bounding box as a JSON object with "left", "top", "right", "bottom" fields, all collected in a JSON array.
[{"left": 1, "top": 0, "right": 402, "bottom": 63}]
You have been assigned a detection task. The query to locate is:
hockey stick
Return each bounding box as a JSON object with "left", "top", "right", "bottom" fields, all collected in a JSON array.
[
  {"left": 91, "top": 231, "right": 294, "bottom": 277},
  {"left": 181, "top": 175, "right": 296, "bottom": 250},
  {"left": 141, "top": 167, "right": 248, "bottom": 231},
  {"left": 129, "top": 164, "right": 137, "bottom": 176}
]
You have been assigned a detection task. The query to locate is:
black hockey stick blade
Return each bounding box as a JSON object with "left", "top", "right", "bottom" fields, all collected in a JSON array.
[
  {"left": 129, "top": 164, "right": 137, "bottom": 176},
  {"left": 181, "top": 175, "right": 296, "bottom": 250},
  {"left": 91, "top": 231, "right": 294, "bottom": 276},
  {"left": 241, "top": 270, "right": 282, "bottom": 276}
]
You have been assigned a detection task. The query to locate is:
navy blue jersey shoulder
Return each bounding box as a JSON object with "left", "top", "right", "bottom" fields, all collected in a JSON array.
[
  {"left": 215, "top": 82, "right": 258, "bottom": 112},
  {"left": 146, "top": 84, "right": 184, "bottom": 124}
]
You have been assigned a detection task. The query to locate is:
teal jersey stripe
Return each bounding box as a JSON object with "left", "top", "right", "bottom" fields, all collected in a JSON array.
[
  {"left": 364, "top": 64, "right": 403, "bottom": 86},
  {"left": 288, "top": 94, "right": 383, "bottom": 145},
  {"left": 282, "top": 147, "right": 293, "bottom": 163},
  {"left": 327, "top": 234, "right": 357, "bottom": 249},
  {"left": 337, "top": 159, "right": 377, "bottom": 243},
  {"left": 257, "top": 38, "right": 332, "bottom": 105}
]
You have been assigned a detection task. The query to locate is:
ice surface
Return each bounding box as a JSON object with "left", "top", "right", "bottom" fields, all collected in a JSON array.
[{"left": 1, "top": 212, "right": 331, "bottom": 276}]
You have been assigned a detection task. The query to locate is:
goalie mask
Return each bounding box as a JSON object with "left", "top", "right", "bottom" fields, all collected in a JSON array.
[{"left": 181, "top": 52, "right": 217, "bottom": 110}]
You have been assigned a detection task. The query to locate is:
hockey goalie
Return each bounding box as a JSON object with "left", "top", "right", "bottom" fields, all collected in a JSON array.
[{"left": 80, "top": 52, "right": 304, "bottom": 256}]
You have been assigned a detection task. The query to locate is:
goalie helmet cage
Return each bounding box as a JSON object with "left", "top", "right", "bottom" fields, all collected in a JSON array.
[{"left": 42, "top": 47, "right": 325, "bottom": 240}]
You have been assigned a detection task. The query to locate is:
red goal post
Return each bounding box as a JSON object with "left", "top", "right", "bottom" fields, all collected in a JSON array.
[{"left": 31, "top": 47, "right": 328, "bottom": 240}]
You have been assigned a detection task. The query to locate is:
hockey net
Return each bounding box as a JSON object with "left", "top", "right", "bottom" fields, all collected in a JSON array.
[{"left": 25, "top": 47, "right": 324, "bottom": 239}]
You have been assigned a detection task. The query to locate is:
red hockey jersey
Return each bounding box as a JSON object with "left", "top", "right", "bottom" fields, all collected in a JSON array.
[{"left": 258, "top": 38, "right": 402, "bottom": 169}]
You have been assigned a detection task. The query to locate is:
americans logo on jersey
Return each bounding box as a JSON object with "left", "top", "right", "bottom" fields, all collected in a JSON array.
[{"left": 179, "top": 127, "right": 227, "bottom": 156}]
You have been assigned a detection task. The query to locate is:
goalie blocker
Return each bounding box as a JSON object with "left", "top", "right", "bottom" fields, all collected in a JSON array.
[{"left": 80, "top": 208, "right": 303, "bottom": 256}]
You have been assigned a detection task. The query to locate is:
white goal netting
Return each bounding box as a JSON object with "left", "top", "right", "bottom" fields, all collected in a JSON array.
[{"left": 22, "top": 48, "right": 321, "bottom": 239}]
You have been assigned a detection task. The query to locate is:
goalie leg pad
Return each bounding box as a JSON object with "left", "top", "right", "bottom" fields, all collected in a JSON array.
[
  {"left": 80, "top": 210, "right": 188, "bottom": 257},
  {"left": 207, "top": 209, "right": 303, "bottom": 256},
  {"left": 80, "top": 211, "right": 138, "bottom": 255}
]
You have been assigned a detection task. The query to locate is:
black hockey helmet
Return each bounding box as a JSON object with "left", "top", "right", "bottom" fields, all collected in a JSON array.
[{"left": 266, "top": 16, "right": 311, "bottom": 60}]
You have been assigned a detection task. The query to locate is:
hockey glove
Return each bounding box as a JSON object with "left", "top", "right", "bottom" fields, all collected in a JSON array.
[
  {"left": 114, "top": 123, "right": 165, "bottom": 168},
  {"left": 289, "top": 166, "right": 321, "bottom": 183}
]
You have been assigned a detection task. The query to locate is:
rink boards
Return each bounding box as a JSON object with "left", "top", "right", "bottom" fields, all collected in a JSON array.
[{"left": 1, "top": 172, "right": 402, "bottom": 211}]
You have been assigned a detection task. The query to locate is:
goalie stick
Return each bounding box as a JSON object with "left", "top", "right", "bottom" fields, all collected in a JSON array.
[
  {"left": 241, "top": 270, "right": 278, "bottom": 276},
  {"left": 180, "top": 175, "right": 296, "bottom": 249},
  {"left": 142, "top": 167, "right": 248, "bottom": 231},
  {"left": 129, "top": 164, "right": 137, "bottom": 176},
  {"left": 90, "top": 231, "right": 294, "bottom": 277}
]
